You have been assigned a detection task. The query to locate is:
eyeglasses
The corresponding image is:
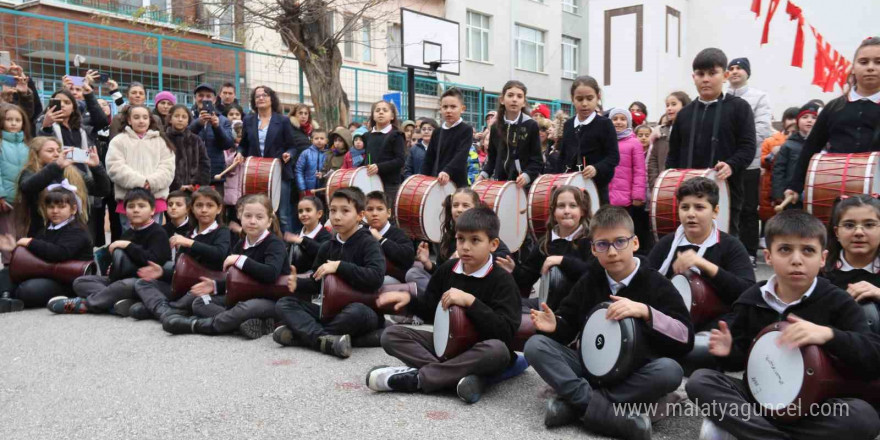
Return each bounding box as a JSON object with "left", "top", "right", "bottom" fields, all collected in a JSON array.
[
  {"left": 837, "top": 221, "right": 880, "bottom": 232},
  {"left": 255, "top": 94, "right": 269, "bottom": 100},
  {"left": 591, "top": 235, "right": 636, "bottom": 253}
]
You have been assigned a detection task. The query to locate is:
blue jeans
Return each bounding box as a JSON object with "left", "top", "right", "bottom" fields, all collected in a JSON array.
[
  {"left": 278, "top": 179, "right": 298, "bottom": 233},
  {"left": 119, "top": 212, "right": 164, "bottom": 233}
]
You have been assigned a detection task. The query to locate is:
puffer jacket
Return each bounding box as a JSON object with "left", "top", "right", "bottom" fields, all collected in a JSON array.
[
  {"left": 0, "top": 131, "right": 29, "bottom": 200},
  {"left": 608, "top": 133, "right": 647, "bottom": 207},
  {"left": 759, "top": 131, "right": 788, "bottom": 221},
  {"left": 166, "top": 126, "right": 210, "bottom": 190},
  {"left": 296, "top": 144, "right": 326, "bottom": 191},
  {"left": 105, "top": 126, "right": 176, "bottom": 201}
]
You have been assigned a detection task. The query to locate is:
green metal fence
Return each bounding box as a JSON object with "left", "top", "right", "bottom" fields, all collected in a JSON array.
[{"left": 0, "top": 6, "right": 570, "bottom": 128}]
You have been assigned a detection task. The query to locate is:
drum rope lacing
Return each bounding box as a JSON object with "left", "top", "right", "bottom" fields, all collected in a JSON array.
[
  {"left": 397, "top": 176, "right": 435, "bottom": 239},
  {"left": 653, "top": 169, "right": 701, "bottom": 236},
  {"left": 806, "top": 153, "right": 871, "bottom": 223},
  {"left": 475, "top": 181, "right": 524, "bottom": 244},
  {"left": 533, "top": 174, "right": 569, "bottom": 234}
]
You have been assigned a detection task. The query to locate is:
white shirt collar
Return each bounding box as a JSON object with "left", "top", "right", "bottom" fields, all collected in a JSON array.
[
  {"left": 372, "top": 124, "right": 393, "bottom": 134},
  {"left": 336, "top": 225, "right": 362, "bottom": 244},
  {"left": 698, "top": 96, "right": 721, "bottom": 105},
  {"left": 453, "top": 254, "right": 494, "bottom": 278},
  {"left": 573, "top": 112, "right": 597, "bottom": 128},
  {"left": 836, "top": 251, "right": 880, "bottom": 273},
  {"left": 442, "top": 118, "right": 463, "bottom": 129},
  {"left": 376, "top": 221, "right": 391, "bottom": 237},
  {"left": 190, "top": 221, "right": 218, "bottom": 238},
  {"left": 301, "top": 223, "right": 323, "bottom": 239},
  {"left": 48, "top": 216, "right": 75, "bottom": 230},
  {"left": 503, "top": 113, "right": 531, "bottom": 124},
  {"left": 243, "top": 230, "right": 271, "bottom": 249},
  {"left": 760, "top": 275, "right": 818, "bottom": 314},
  {"left": 849, "top": 88, "right": 880, "bottom": 104},
  {"left": 174, "top": 216, "right": 189, "bottom": 229},
  {"left": 131, "top": 219, "right": 156, "bottom": 231},
  {"left": 551, "top": 225, "right": 584, "bottom": 242},
  {"left": 606, "top": 257, "right": 641, "bottom": 294}
]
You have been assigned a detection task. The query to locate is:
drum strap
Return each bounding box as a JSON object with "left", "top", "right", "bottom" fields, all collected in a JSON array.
[
  {"left": 686, "top": 98, "right": 724, "bottom": 168},
  {"left": 431, "top": 129, "right": 445, "bottom": 177}
]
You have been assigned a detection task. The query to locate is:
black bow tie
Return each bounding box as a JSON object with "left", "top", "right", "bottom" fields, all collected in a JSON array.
[{"left": 677, "top": 245, "right": 700, "bottom": 253}]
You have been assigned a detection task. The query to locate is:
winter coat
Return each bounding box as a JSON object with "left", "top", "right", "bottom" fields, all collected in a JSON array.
[
  {"left": 0, "top": 131, "right": 29, "bottom": 200},
  {"left": 772, "top": 131, "right": 806, "bottom": 200},
  {"left": 403, "top": 141, "right": 426, "bottom": 178},
  {"left": 647, "top": 125, "right": 671, "bottom": 187},
  {"left": 759, "top": 131, "right": 788, "bottom": 221},
  {"left": 166, "top": 126, "right": 210, "bottom": 191},
  {"left": 239, "top": 112, "right": 298, "bottom": 181},
  {"left": 223, "top": 150, "right": 242, "bottom": 206},
  {"left": 105, "top": 126, "right": 176, "bottom": 201},
  {"left": 188, "top": 105, "right": 234, "bottom": 182},
  {"left": 608, "top": 133, "right": 647, "bottom": 207},
  {"left": 296, "top": 145, "right": 326, "bottom": 191}
]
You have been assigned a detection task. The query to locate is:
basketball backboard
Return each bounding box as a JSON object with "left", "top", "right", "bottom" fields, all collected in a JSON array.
[{"left": 400, "top": 8, "right": 460, "bottom": 75}]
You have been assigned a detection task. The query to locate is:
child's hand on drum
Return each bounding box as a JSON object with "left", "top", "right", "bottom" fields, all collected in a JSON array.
[
  {"left": 137, "top": 261, "right": 164, "bottom": 281},
  {"left": 108, "top": 240, "right": 131, "bottom": 253},
  {"left": 223, "top": 254, "right": 241, "bottom": 271},
  {"left": 606, "top": 295, "right": 649, "bottom": 321},
  {"left": 377, "top": 290, "right": 412, "bottom": 312},
  {"left": 287, "top": 265, "right": 297, "bottom": 293},
  {"left": 169, "top": 234, "right": 194, "bottom": 249},
  {"left": 709, "top": 321, "right": 733, "bottom": 357},
  {"left": 530, "top": 302, "right": 557, "bottom": 333},
  {"left": 847, "top": 281, "right": 880, "bottom": 302},
  {"left": 496, "top": 255, "right": 516, "bottom": 273},
  {"left": 367, "top": 164, "right": 379, "bottom": 175},
  {"left": 437, "top": 172, "right": 450, "bottom": 185},
  {"left": 581, "top": 165, "right": 597, "bottom": 180},
  {"left": 191, "top": 277, "right": 216, "bottom": 296},
  {"left": 15, "top": 237, "right": 31, "bottom": 248},
  {"left": 515, "top": 174, "right": 528, "bottom": 188},
  {"left": 541, "top": 256, "right": 564, "bottom": 274},
  {"left": 673, "top": 250, "right": 703, "bottom": 274},
  {"left": 777, "top": 314, "right": 834, "bottom": 349},
  {"left": 314, "top": 260, "right": 341, "bottom": 280},
  {"left": 441, "top": 288, "right": 474, "bottom": 309}
]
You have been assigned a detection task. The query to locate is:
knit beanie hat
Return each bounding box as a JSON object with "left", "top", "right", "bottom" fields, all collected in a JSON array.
[
  {"left": 154, "top": 91, "right": 176, "bottom": 105},
  {"left": 728, "top": 57, "right": 751, "bottom": 78},
  {"left": 797, "top": 101, "right": 821, "bottom": 120},
  {"left": 531, "top": 104, "right": 550, "bottom": 119}
]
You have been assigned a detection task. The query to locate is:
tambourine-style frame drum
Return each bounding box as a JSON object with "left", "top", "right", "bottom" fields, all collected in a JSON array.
[
  {"left": 9, "top": 246, "right": 96, "bottom": 284},
  {"left": 746, "top": 321, "right": 880, "bottom": 422},
  {"left": 472, "top": 180, "right": 528, "bottom": 252},
  {"left": 242, "top": 157, "right": 282, "bottom": 211},
  {"left": 537, "top": 266, "right": 573, "bottom": 310},
  {"left": 862, "top": 301, "right": 880, "bottom": 334},
  {"left": 433, "top": 303, "right": 479, "bottom": 361},
  {"left": 224, "top": 267, "right": 292, "bottom": 308},
  {"left": 395, "top": 175, "right": 456, "bottom": 243},
  {"left": 670, "top": 270, "right": 729, "bottom": 327},
  {"left": 528, "top": 173, "right": 599, "bottom": 238},
  {"left": 170, "top": 254, "right": 224, "bottom": 301},
  {"left": 318, "top": 274, "right": 417, "bottom": 320},
  {"left": 325, "top": 167, "right": 384, "bottom": 207},
  {"left": 579, "top": 302, "right": 647, "bottom": 387},
  {"left": 650, "top": 168, "right": 730, "bottom": 240},
  {"left": 805, "top": 152, "right": 880, "bottom": 224}
]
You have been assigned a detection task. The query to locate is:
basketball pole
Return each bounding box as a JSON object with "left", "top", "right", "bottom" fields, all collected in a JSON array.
[{"left": 407, "top": 67, "right": 416, "bottom": 121}]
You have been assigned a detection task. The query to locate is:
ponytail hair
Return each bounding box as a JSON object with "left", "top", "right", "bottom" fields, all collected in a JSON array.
[{"left": 439, "top": 187, "right": 482, "bottom": 262}]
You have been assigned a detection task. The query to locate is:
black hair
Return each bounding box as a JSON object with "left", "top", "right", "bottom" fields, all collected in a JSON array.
[
  {"left": 570, "top": 75, "right": 601, "bottom": 98},
  {"left": 765, "top": 209, "right": 827, "bottom": 250},
  {"left": 331, "top": 187, "right": 366, "bottom": 212},
  {"left": 589, "top": 205, "right": 634, "bottom": 236},
  {"left": 365, "top": 190, "right": 388, "bottom": 207},
  {"left": 299, "top": 195, "right": 325, "bottom": 213},
  {"left": 165, "top": 104, "right": 192, "bottom": 127},
  {"left": 348, "top": 122, "right": 362, "bottom": 129},
  {"left": 223, "top": 103, "right": 244, "bottom": 118},
  {"left": 782, "top": 106, "right": 801, "bottom": 122},
  {"left": 166, "top": 189, "right": 191, "bottom": 205},
  {"left": 250, "top": 85, "right": 280, "bottom": 114},
  {"left": 825, "top": 195, "right": 880, "bottom": 271},
  {"left": 123, "top": 187, "right": 156, "bottom": 209},
  {"left": 455, "top": 206, "right": 500, "bottom": 240},
  {"left": 419, "top": 118, "right": 439, "bottom": 131},
  {"left": 629, "top": 101, "right": 647, "bottom": 118},
  {"left": 49, "top": 89, "right": 82, "bottom": 130},
  {"left": 441, "top": 87, "right": 465, "bottom": 103},
  {"left": 311, "top": 128, "right": 328, "bottom": 138},
  {"left": 221, "top": 82, "right": 235, "bottom": 91},
  {"left": 41, "top": 186, "right": 88, "bottom": 229},
  {"left": 692, "top": 48, "right": 728, "bottom": 72},
  {"left": 676, "top": 177, "right": 720, "bottom": 208}
]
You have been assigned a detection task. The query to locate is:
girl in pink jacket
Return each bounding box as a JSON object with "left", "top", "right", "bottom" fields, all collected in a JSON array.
[{"left": 607, "top": 108, "right": 646, "bottom": 207}]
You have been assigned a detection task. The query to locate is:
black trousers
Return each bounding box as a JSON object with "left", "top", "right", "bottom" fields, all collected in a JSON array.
[
  {"left": 16, "top": 278, "right": 75, "bottom": 308},
  {"left": 133, "top": 279, "right": 174, "bottom": 319},
  {"left": 72, "top": 275, "right": 137, "bottom": 312},
  {"left": 105, "top": 196, "right": 122, "bottom": 243},
  {"left": 686, "top": 368, "right": 880, "bottom": 440},
  {"left": 275, "top": 296, "right": 381, "bottom": 347},
  {"left": 629, "top": 205, "right": 654, "bottom": 256},
  {"left": 192, "top": 295, "right": 276, "bottom": 334},
  {"left": 89, "top": 199, "right": 106, "bottom": 248},
  {"left": 740, "top": 168, "right": 760, "bottom": 255},
  {"left": 726, "top": 172, "right": 745, "bottom": 238}
]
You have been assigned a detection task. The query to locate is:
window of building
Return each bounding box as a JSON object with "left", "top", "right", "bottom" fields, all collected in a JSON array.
[
  {"left": 361, "top": 18, "right": 373, "bottom": 62},
  {"left": 561, "top": 35, "right": 579, "bottom": 79},
  {"left": 562, "top": 0, "right": 579, "bottom": 15},
  {"left": 466, "top": 11, "right": 491, "bottom": 62},
  {"left": 343, "top": 14, "right": 355, "bottom": 59},
  {"left": 515, "top": 24, "right": 545, "bottom": 72}
]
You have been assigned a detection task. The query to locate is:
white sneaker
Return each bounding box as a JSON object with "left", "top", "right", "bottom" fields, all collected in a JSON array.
[
  {"left": 365, "top": 365, "right": 419, "bottom": 392},
  {"left": 699, "top": 418, "right": 737, "bottom": 440}
]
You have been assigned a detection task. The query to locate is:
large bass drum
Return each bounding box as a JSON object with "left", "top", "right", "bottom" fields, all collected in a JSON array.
[
  {"left": 395, "top": 175, "right": 456, "bottom": 243},
  {"left": 242, "top": 157, "right": 282, "bottom": 211},
  {"left": 325, "top": 167, "right": 384, "bottom": 207},
  {"left": 472, "top": 180, "right": 528, "bottom": 252},
  {"left": 650, "top": 168, "right": 730, "bottom": 239},
  {"left": 528, "top": 173, "right": 599, "bottom": 238},
  {"left": 804, "top": 152, "right": 880, "bottom": 224}
]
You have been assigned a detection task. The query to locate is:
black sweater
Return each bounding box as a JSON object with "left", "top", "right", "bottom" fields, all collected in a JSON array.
[
  {"left": 788, "top": 96, "right": 880, "bottom": 193},
  {"left": 217, "top": 233, "right": 290, "bottom": 295},
  {"left": 380, "top": 224, "right": 416, "bottom": 273},
  {"left": 719, "top": 278, "right": 880, "bottom": 377},
  {"left": 420, "top": 120, "right": 473, "bottom": 187},
  {"left": 27, "top": 221, "right": 93, "bottom": 262},
  {"left": 647, "top": 231, "right": 756, "bottom": 306},
  {"left": 164, "top": 218, "right": 193, "bottom": 238},
  {"left": 481, "top": 115, "right": 543, "bottom": 184},
  {"left": 511, "top": 236, "right": 594, "bottom": 309},
  {"left": 18, "top": 163, "right": 112, "bottom": 238},
  {"left": 120, "top": 222, "right": 171, "bottom": 267},
  {"left": 409, "top": 258, "right": 521, "bottom": 354},
  {"left": 293, "top": 226, "right": 332, "bottom": 274},
  {"left": 666, "top": 94, "right": 756, "bottom": 174},
  {"left": 297, "top": 227, "right": 385, "bottom": 295},
  {"left": 558, "top": 115, "right": 620, "bottom": 191},
  {"left": 549, "top": 259, "right": 695, "bottom": 358},
  {"left": 182, "top": 226, "right": 231, "bottom": 271},
  {"left": 363, "top": 128, "right": 406, "bottom": 186},
  {"left": 823, "top": 266, "right": 880, "bottom": 291}
]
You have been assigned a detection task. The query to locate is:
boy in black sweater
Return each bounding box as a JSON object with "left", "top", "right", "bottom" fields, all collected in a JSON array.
[
  {"left": 273, "top": 187, "right": 386, "bottom": 358},
  {"left": 420, "top": 87, "right": 473, "bottom": 188},
  {"left": 365, "top": 191, "right": 414, "bottom": 282},
  {"left": 687, "top": 210, "right": 880, "bottom": 439},
  {"left": 367, "top": 207, "right": 520, "bottom": 403},
  {"left": 647, "top": 177, "right": 756, "bottom": 331},
  {"left": 163, "top": 190, "right": 193, "bottom": 238},
  {"left": 666, "top": 48, "right": 757, "bottom": 237},
  {"left": 525, "top": 206, "right": 693, "bottom": 439},
  {"left": 52, "top": 188, "right": 171, "bottom": 314}
]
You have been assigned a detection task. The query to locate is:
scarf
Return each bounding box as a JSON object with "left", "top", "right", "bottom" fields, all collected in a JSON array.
[
  {"left": 301, "top": 120, "right": 313, "bottom": 137},
  {"left": 608, "top": 108, "right": 633, "bottom": 140},
  {"left": 350, "top": 146, "right": 365, "bottom": 167}
]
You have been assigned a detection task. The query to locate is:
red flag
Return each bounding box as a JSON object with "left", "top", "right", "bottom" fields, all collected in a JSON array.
[
  {"left": 761, "top": 0, "right": 781, "bottom": 44},
  {"left": 811, "top": 27, "right": 828, "bottom": 87},
  {"left": 785, "top": 1, "right": 805, "bottom": 67},
  {"left": 751, "top": 0, "right": 762, "bottom": 17}
]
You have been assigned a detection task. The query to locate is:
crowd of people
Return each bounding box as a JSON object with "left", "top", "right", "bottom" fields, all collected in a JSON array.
[{"left": 0, "top": 36, "right": 879, "bottom": 440}]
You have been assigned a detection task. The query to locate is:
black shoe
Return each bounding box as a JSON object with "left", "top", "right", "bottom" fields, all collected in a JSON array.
[
  {"left": 128, "top": 302, "right": 153, "bottom": 320},
  {"left": 162, "top": 315, "right": 197, "bottom": 335},
  {"left": 544, "top": 397, "right": 578, "bottom": 428},
  {"left": 351, "top": 328, "right": 384, "bottom": 348},
  {"left": 272, "top": 325, "right": 301, "bottom": 347},
  {"left": 113, "top": 299, "right": 137, "bottom": 317},
  {"left": 582, "top": 392, "right": 652, "bottom": 440},
  {"left": 0, "top": 298, "right": 24, "bottom": 313},
  {"left": 239, "top": 318, "right": 275, "bottom": 340},
  {"left": 456, "top": 375, "right": 486, "bottom": 404},
  {"left": 158, "top": 307, "right": 189, "bottom": 321},
  {"left": 317, "top": 334, "right": 351, "bottom": 359}
]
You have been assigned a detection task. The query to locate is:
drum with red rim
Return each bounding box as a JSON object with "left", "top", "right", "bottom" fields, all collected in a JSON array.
[
  {"left": 242, "top": 157, "right": 282, "bottom": 211},
  {"left": 579, "top": 302, "right": 648, "bottom": 386},
  {"left": 528, "top": 173, "right": 599, "bottom": 238},
  {"left": 805, "top": 152, "right": 880, "bottom": 224},
  {"left": 170, "top": 253, "right": 224, "bottom": 300},
  {"left": 472, "top": 180, "right": 528, "bottom": 252},
  {"left": 325, "top": 167, "right": 384, "bottom": 207},
  {"left": 9, "top": 246, "right": 96, "bottom": 284},
  {"left": 318, "top": 274, "right": 418, "bottom": 320},
  {"left": 395, "top": 175, "right": 456, "bottom": 243},
  {"left": 670, "top": 270, "right": 729, "bottom": 327},
  {"left": 225, "top": 267, "right": 293, "bottom": 308},
  {"left": 650, "top": 168, "right": 730, "bottom": 240},
  {"left": 433, "top": 303, "right": 479, "bottom": 360}
]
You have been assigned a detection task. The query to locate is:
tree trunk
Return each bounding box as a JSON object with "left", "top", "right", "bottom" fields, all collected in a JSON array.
[{"left": 298, "top": 55, "right": 350, "bottom": 130}]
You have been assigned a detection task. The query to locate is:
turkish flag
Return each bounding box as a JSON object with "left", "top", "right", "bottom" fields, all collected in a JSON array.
[
  {"left": 786, "top": 1, "right": 805, "bottom": 67},
  {"left": 761, "top": 0, "right": 782, "bottom": 45}
]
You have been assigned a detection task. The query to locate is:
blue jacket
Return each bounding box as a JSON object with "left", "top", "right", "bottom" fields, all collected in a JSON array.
[
  {"left": 403, "top": 141, "right": 427, "bottom": 179},
  {"left": 239, "top": 112, "right": 298, "bottom": 181},
  {"left": 0, "top": 131, "right": 28, "bottom": 200},
  {"left": 296, "top": 145, "right": 326, "bottom": 191},
  {"left": 188, "top": 107, "right": 234, "bottom": 182}
]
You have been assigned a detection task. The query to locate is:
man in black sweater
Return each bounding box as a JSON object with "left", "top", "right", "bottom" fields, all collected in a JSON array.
[
  {"left": 51, "top": 189, "right": 171, "bottom": 314},
  {"left": 687, "top": 210, "right": 880, "bottom": 440},
  {"left": 525, "top": 206, "right": 693, "bottom": 439},
  {"left": 364, "top": 191, "right": 414, "bottom": 282},
  {"left": 367, "top": 207, "right": 520, "bottom": 403},
  {"left": 666, "top": 48, "right": 756, "bottom": 238},
  {"left": 420, "top": 87, "right": 473, "bottom": 188}
]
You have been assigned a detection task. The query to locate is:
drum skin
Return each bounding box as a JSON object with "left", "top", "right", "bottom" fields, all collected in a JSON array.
[
  {"left": 538, "top": 266, "right": 573, "bottom": 310},
  {"left": 9, "top": 246, "right": 96, "bottom": 284},
  {"left": 326, "top": 167, "right": 384, "bottom": 207},
  {"left": 170, "top": 253, "right": 224, "bottom": 301},
  {"left": 471, "top": 180, "right": 528, "bottom": 252},
  {"left": 224, "top": 267, "right": 293, "bottom": 308},
  {"left": 805, "top": 152, "right": 880, "bottom": 224},
  {"left": 109, "top": 249, "right": 139, "bottom": 282},
  {"left": 433, "top": 303, "right": 480, "bottom": 360},
  {"left": 512, "top": 314, "right": 536, "bottom": 352},
  {"left": 650, "top": 168, "right": 730, "bottom": 239},
  {"left": 671, "top": 270, "right": 729, "bottom": 328},
  {"left": 862, "top": 301, "right": 880, "bottom": 334},
  {"left": 242, "top": 157, "right": 281, "bottom": 211},
  {"left": 579, "top": 302, "right": 648, "bottom": 387},
  {"left": 395, "top": 175, "right": 456, "bottom": 243},
  {"left": 318, "top": 274, "right": 417, "bottom": 320},
  {"left": 528, "top": 173, "right": 599, "bottom": 238}
]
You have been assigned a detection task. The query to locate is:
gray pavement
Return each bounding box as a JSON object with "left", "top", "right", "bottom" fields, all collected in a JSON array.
[{"left": 0, "top": 262, "right": 776, "bottom": 440}]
